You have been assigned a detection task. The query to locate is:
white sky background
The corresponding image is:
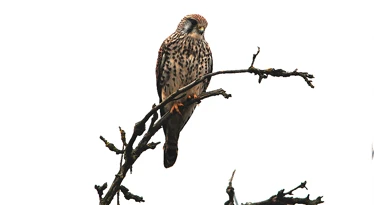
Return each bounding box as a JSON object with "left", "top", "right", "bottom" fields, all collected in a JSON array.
[{"left": 0, "top": 0, "right": 373, "bottom": 204}]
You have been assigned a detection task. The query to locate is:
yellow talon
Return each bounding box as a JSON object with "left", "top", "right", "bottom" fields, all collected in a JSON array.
[
  {"left": 187, "top": 94, "right": 198, "bottom": 99},
  {"left": 170, "top": 102, "right": 184, "bottom": 115}
]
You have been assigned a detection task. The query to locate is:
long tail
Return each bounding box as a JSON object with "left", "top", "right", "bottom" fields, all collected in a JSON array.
[
  {"left": 163, "top": 135, "right": 179, "bottom": 168},
  {"left": 163, "top": 114, "right": 182, "bottom": 168},
  {"left": 162, "top": 103, "right": 196, "bottom": 168}
]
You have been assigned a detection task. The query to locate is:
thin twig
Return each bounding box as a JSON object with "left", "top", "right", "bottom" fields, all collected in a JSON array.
[
  {"left": 95, "top": 182, "right": 107, "bottom": 200},
  {"left": 119, "top": 185, "right": 145, "bottom": 203},
  {"left": 118, "top": 127, "right": 127, "bottom": 205},
  {"left": 250, "top": 47, "right": 260, "bottom": 68},
  {"left": 225, "top": 170, "right": 237, "bottom": 205},
  {"left": 99, "top": 136, "right": 124, "bottom": 154},
  {"left": 120, "top": 126, "right": 127, "bottom": 147},
  {"left": 147, "top": 104, "right": 158, "bottom": 133},
  {"left": 229, "top": 169, "right": 236, "bottom": 184},
  {"left": 283, "top": 181, "right": 308, "bottom": 196}
]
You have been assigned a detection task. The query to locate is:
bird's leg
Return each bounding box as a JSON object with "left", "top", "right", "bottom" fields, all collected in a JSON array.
[{"left": 170, "top": 102, "right": 184, "bottom": 115}]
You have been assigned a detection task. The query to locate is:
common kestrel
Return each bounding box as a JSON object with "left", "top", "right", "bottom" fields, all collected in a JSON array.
[{"left": 156, "top": 14, "right": 213, "bottom": 168}]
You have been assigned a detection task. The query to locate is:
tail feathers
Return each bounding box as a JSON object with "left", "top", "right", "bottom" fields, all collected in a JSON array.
[
  {"left": 163, "top": 113, "right": 182, "bottom": 168},
  {"left": 164, "top": 136, "right": 178, "bottom": 168},
  {"left": 164, "top": 141, "right": 178, "bottom": 168}
]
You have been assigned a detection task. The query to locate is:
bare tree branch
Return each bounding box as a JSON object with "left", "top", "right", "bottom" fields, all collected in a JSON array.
[
  {"left": 282, "top": 181, "right": 308, "bottom": 196},
  {"left": 94, "top": 182, "right": 107, "bottom": 201},
  {"left": 117, "top": 127, "right": 127, "bottom": 205},
  {"left": 99, "top": 136, "right": 124, "bottom": 155},
  {"left": 225, "top": 170, "right": 237, "bottom": 205},
  {"left": 250, "top": 47, "right": 261, "bottom": 68},
  {"left": 95, "top": 48, "right": 316, "bottom": 205},
  {"left": 98, "top": 88, "right": 231, "bottom": 205},
  {"left": 240, "top": 181, "right": 324, "bottom": 205},
  {"left": 119, "top": 185, "right": 145, "bottom": 203},
  {"left": 119, "top": 126, "right": 127, "bottom": 147},
  {"left": 132, "top": 89, "right": 231, "bottom": 161}
]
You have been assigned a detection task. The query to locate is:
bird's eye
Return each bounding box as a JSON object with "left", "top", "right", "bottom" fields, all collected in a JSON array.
[{"left": 198, "top": 26, "right": 205, "bottom": 33}]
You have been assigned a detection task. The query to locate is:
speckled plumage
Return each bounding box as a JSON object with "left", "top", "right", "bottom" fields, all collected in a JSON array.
[{"left": 156, "top": 14, "right": 213, "bottom": 168}]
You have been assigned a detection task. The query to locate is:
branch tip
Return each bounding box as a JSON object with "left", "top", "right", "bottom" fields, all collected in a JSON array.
[
  {"left": 120, "top": 185, "right": 145, "bottom": 203},
  {"left": 119, "top": 126, "right": 127, "bottom": 146},
  {"left": 250, "top": 46, "right": 261, "bottom": 68},
  {"left": 100, "top": 135, "right": 124, "bottom": 155},
  {"left": 95, "top": 182, "right": 108, "bottom": 199}
]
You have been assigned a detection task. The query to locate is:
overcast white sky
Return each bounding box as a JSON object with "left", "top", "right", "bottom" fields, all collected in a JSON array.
[{"left": 1, "top": 1, "right": 373, "bottom": 204}]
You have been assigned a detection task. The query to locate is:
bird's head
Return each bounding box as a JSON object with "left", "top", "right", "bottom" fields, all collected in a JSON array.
[{"left": 177, "top": 14, "right": 208, "bottom": 39}]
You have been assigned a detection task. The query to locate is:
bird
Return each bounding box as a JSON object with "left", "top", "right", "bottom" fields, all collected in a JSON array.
[{"left": 155, "top": 14, "right": 213, "bottom": 168}]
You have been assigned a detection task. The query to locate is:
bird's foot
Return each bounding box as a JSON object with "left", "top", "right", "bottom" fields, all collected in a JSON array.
[
  {"left": 187, "top": 93, "right": 201, "bottom": 104},
  {"left": 170, "top": 102, "right": 184, "bottom": 115},
  {"left": 187, "top": 94, "right": 198, "bottom": 99}
]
